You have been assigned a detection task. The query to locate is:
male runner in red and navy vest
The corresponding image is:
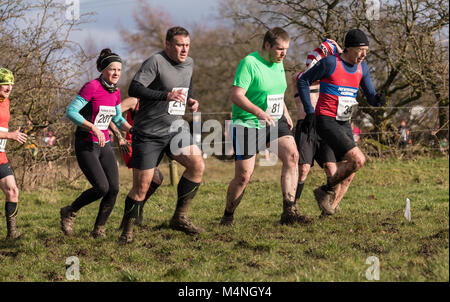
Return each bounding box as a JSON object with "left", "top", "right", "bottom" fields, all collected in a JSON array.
[{"left": 296, "top": 29, "right": 385, "bottom": 214}]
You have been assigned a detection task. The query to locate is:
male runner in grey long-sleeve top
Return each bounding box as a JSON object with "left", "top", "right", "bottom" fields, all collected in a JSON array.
[{"left": 118, "top": 26, "right": 205, "bottom": 245}]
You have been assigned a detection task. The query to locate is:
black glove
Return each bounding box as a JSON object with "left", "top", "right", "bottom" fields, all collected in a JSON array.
[
  {"left": 374, "top": 92, "right": 386, "bottom": 107},
  {"left": 300, "top": 113, "right": 316, "bottom": 143}
]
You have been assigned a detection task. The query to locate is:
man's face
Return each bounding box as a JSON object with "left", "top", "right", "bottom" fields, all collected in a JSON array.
[
  {"left": 266, "top": 38, "right": 289, "bottom": 63},
  {"left": 0, "top": 84, "right": 13, "bottom": 99},
  {"left": 166, "top": 35, "right": 190, "bottom": 63},
  {"left": 346, "top": 46, "right": 369, "bottom": 64}
]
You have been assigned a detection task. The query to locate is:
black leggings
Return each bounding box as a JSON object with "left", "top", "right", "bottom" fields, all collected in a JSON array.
[{"left": 71, "top": 139, "right": 119, "bottom": 226}]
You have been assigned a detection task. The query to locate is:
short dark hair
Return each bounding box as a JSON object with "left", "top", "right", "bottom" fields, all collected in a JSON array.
[
  {"left": 262, "top": 27, "right": 289, "bottom": 49},
  {"left": 166, "top": 26, "right": 190, "bottom": 42}
]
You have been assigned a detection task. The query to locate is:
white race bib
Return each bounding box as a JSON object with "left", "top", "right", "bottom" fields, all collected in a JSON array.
[
  {"left": 336, "top": 96, "right": 358, "bottom": 121},
  {"left": 94, "top": 106, "right": 116, "bottom": 130},
  {"left": 266, "top": 94, "right": 284, "bottom": 119},
  {"left": 0, "top": 127, "right": 8, "bottom": 153},
  {"left": 168, "top": 87, "right": 189, "bottom": 116}
]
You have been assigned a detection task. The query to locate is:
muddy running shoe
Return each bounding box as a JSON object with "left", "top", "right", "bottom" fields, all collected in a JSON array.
[
  {"left": 280, "top": 207, "right": 313, "bottom": 225},
  {"left": 60, "top": 205, "right": 77, "bottom": 236},
  {"left": 170, "top": 215, "right": 203, "bottom": 235},
  {"left": 296, "top": 214, "right": 313, "bottom": 224},
  {"left": 314, "top": 185, "right": 336, "bottom": 215},
  {"left": 220, "top": 214, "right": 234, "bottom": 226},
  {"left": 91, "top": 225, "right": 106, "bottom": 238},
  {"left": 118, "top": 233, "right": 133, "bottom": 245},
  {"left": 320, "top": 204, "right": 342, "bottom": 217},
  {"left": 280, "top": 207, "right": 298, "bottom": 225},
  {"left": 6, "top": 216, "right": 21, "bottom": 239},
  {"left": 118, "top": 217, "right": 135, "bottom": 245}
]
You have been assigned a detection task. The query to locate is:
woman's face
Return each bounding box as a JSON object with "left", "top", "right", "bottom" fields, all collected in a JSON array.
[
  {"left": 101, "top": 62, "right": 122, "bottom": 85},
  {"left": 0, "top": 84, "right": 13, "bottom": 100}
]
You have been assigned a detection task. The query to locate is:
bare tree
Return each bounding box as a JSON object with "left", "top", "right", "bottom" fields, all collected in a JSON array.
[
  {"left": 119, "top": 1, "right": 264, "bottom": 116},
  {"left": 219, "top": 0, "right": 449, "bottom": 146},
  {"left": 0, "top": 0, "right": 93, "bottom": 188}
]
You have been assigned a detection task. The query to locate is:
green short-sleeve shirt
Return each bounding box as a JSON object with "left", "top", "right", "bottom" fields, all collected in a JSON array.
[{"left": 231, "top": 52, "right": 287, "bottom": 129}]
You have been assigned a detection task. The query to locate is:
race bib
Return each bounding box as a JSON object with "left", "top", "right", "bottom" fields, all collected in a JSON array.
[
  {"left": 168, "top": 87, "right": 189, "bottom": 116},
  {"left": 94, "top": 106, "right": 116, "bottom": 130},
  {"left": 0, "top": 127, "right": 8, "bottom": 153},
  {"left": 336, "top": 96, "right": 358, "bottom": 121},
  {"left": 266, "top": 94, "right": 284, "bottom": 119}
]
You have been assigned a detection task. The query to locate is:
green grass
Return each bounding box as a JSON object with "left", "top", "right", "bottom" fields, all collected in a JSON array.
[{"left": 0, "top": 156, "right": 448, "bottom": 282}]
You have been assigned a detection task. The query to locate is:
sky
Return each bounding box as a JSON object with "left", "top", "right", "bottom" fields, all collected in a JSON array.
[{"left": 71, "top": 0, "right": 221, "bottom": 56}]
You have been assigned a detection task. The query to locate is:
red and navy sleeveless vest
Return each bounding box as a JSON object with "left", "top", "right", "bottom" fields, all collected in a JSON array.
[{"left": 315, "top": 54, "right": 363, "bottom": 117}]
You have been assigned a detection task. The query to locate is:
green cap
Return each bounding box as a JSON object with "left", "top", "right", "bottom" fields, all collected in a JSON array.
[{"left": 0, "top": 68, "right": 14, "bottom": 85}]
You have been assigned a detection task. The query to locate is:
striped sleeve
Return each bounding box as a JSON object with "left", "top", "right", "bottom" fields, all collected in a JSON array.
[{"left": 305, "top": 39, "right": 336, "bottom": 70}]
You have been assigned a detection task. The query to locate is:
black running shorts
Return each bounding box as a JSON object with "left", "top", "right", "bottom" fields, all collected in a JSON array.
[
  {"left": 0, "top": 162, "right": 14, "bottom": 180},
  {"left": 131, "top": 128, "right": 194, "bottom": 170},
  {"left": 315, "top": 115, "right": 355, "bottom": 161},
  {"left": 294, "top": 119, "right": 336, "bottom": 168},
  {"left": 232, "top": 115, "right": 293, "bottom": 161}
]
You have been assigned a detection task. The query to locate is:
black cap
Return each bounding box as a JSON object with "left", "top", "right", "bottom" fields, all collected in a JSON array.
[{"left": 344, "top": 29, "right": 369, "bottom": 48}]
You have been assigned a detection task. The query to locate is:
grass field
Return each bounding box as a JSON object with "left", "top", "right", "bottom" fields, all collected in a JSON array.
[{"left": 0, "top": 155, "right": 448, "bottom": 282}]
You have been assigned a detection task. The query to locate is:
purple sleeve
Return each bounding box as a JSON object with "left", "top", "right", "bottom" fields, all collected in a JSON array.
[
  {"left": 78, "top": 79, "right": 99, "bottom": 102},
  {"left": 115, "top": 89, "right": 121, "bottom": 106}
]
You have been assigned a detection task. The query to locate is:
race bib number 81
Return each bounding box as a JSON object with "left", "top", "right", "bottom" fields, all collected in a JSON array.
[
  {"left": 168, "top": 87, "right": 188, "bottom": 116},
  {"left": 94, "top": 106, "right": 116, "bottom": 130},
  {"left": 336, "top": 96, "right": 358, "bottom": 121},
  {"left": 266, "top": 94, "right": 284, "bottom": 119}
]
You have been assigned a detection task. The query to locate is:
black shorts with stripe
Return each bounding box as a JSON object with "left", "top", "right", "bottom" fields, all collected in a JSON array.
[{"left": 232, "top": 115, "right": 293, "bottom": 161}]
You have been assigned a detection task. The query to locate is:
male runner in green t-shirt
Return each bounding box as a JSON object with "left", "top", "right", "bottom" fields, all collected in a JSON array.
[{"left": 220, "top": 27, "right": 312, "bottom": 226}]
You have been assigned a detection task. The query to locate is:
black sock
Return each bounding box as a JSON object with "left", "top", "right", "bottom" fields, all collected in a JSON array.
[
  {"left": 123, "top": 196, "right": 142, "bottom": 219},
  {"left": 295, "top": 182, "right": 305, "bottom": 201},
  {"left": 5, "top": 202, "right": 18, "bottom": 218},
  {"left": 176, "top": 176, "right": 200, "bottom": 209},
  {"left": 324, "top": 178, "right": 334, "bottom": 191},
  {"left": 144, "top": 180, "right": 161, "bottom": 202},
  {"left": 223, "top": 209, "right": 234, "bottom": 217}
]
